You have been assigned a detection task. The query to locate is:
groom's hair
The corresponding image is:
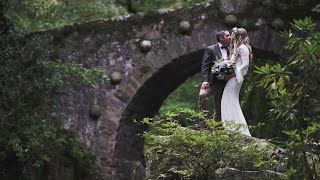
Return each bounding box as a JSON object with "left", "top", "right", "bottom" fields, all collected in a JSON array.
[{"left": 216, "top": 30, "right": 226, "bottom": 42}]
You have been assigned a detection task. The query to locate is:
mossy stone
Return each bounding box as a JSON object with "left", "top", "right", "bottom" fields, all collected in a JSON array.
[{"left": 139, "top": 63, "right": 152, "bottom": 74}]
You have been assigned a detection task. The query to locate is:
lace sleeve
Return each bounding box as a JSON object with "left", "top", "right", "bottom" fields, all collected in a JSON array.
[{"left": 235, "top": 45, "right": 250, "bottom": 84}]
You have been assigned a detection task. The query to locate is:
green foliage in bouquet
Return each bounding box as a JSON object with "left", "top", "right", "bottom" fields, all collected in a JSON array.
[
  {"left": 254, "top": 17, "right": 320, "bottom": 179},
  {"left": 142, "top": 109, "right": 283, "bottom": 179}
]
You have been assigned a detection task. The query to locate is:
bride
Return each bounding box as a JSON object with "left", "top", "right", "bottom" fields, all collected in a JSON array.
[{"left": 221, "top": 27, "right": 253, "bottom": 136}]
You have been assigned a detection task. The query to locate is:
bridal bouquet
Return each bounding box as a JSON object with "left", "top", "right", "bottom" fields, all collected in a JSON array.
[{"left": 211, "top": 60, "right": 236, "bottom": 80}]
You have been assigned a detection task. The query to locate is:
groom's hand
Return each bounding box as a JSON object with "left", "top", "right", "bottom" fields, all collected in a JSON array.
[
  {"left": 224, "top": 73, "right": 236, "bottom": 81},
  {"left": 201, "top": 82, "right": 209, "bottom": 89}
]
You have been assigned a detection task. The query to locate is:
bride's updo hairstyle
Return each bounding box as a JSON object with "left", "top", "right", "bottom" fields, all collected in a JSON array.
[{"left": 230, "top": 27, "right": 253, "bottom": 60}]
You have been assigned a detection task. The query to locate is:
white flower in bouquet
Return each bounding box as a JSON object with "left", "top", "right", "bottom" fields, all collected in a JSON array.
[{"left": 211, "top": 60, "right": 236, "bottom": 80}]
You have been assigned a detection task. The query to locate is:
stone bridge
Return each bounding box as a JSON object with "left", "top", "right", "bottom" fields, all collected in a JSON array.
[{"left": 36, "top": 0, "right": 317, "bottom": 179}]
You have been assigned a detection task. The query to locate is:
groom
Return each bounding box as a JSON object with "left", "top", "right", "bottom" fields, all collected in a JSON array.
[{"left": 198, "top": 30, "right": 232, "bottom": 121}]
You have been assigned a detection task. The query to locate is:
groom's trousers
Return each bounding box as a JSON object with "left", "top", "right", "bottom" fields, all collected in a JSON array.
[{"left": 198, "top": 80, "right": 226, "bottom": 121}]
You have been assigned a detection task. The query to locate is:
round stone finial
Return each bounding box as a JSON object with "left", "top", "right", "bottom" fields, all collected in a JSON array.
[
  {"left": 179, "top": 20, "right": 192, "bottom": 34},
  {"left": 139, "top": 40, "right": 152, "bottom": 52},
  {"left": 271, "top": 18, "right": 285, "bottom": 30},
  {"left": 110, "top": 71, "right": 122, "bottom": 85},
  {"left": 224, "top": 15, "right": 238, "bottom": 26},
  {"left": 89, "top": 104, "right": 103, "bottom": 120}
]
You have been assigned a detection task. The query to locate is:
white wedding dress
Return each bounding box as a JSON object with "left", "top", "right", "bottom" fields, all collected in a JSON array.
[{"left": 221, "top": 44, "right": 251, "bottom": 136}]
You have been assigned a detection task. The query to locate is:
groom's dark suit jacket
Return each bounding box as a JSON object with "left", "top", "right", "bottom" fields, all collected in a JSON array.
[
  {"left": 200, "top": 43, "right": 226, "bottom": 121},
  {"left": 201, "top": 43, "right": 224, "bottom": 85}
]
